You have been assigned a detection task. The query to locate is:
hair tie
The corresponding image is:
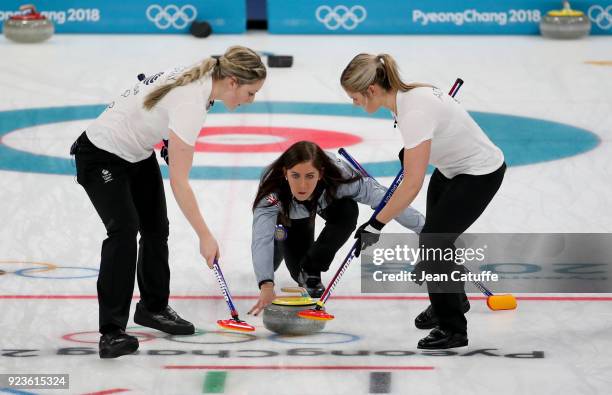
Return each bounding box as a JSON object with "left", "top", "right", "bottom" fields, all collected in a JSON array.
[{"left": 216, "top": 57, "right": 220, "bottom": 66}]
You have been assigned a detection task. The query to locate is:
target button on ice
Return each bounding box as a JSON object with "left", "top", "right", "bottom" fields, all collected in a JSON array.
[{"left": 187, "top": 126, "right": 362, "bottom": 153}]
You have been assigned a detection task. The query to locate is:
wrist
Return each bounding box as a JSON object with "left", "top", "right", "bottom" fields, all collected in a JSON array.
[
  {"left": 197, "top": 227, "right": 212, "bottom": 240},
  {"left": 259, "top": 280, "right": 274, "bottom": 289},
  {"left": 370, "top": 217, "right": 385, "bottom": 231}
]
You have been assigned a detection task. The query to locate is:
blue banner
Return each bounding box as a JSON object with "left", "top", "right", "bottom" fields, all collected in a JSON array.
[
  {"left": 247, "top": 0, "right": 267, "bottom": 21},
  {"left": 268, "top": 0, "right": 612, "bottom": 35},
  {"left": 0, "top": 1, "right": 246, "bottom": 33}
]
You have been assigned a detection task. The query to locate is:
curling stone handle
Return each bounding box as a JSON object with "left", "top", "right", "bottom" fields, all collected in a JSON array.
[{"left": 280, "top": 287, "right": 310, "bottom": 297}]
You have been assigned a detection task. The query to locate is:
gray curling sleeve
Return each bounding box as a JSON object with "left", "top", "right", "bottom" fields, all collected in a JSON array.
[
  {"left": 251, "top": 199, "right": 280, "bottom": 286},
  {"left": 337, "top": 176, "right": 425, "bottom": 234}
]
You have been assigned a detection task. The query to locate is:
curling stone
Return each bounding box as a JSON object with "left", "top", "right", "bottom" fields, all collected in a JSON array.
[
  {"left": 263, "top": 287, "right": 326, "bottom": 335},
  {"left": 3, "top": 4, "right": 54, "bottom": 43},
  {"left": 540, "top": 1, "right": 591, "bottom": 39}
]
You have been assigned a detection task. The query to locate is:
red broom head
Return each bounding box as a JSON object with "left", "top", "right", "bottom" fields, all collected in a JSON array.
[
  {"left": 217, "top": 319, "right": 255, "bottom": 332},
  {"left": 297, "top": 309, "right": 335, "bottom": 321}
]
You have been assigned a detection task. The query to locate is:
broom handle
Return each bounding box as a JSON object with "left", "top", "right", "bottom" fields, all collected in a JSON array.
[{"left": 212, "top": 259, "right": 240, "bottom": 319}]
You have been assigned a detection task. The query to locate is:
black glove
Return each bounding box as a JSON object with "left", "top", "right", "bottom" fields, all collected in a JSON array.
[
  {"left": 398, "top": 147, "right": 405, "bottom": 168},
  {"left": 354, "top": 217, "right": 385, "bottom": 257},
  {"left": 160, "top": 139, "right": 169, "bottom": 165}
]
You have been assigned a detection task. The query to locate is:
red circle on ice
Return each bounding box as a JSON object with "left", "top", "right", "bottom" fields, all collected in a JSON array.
[
  {"left": 157, "top": 126, "right": 362, "bottom": 153},
  {"left": 62, "top": 330, "right": 157, "bottom": 344}
]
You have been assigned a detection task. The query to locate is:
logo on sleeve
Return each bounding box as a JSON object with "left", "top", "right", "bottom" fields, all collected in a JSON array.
[{"left": 266, "top": 194, "right": 280, "bottom": 206}]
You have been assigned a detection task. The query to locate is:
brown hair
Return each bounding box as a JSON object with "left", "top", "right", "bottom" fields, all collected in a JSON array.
[{"left": 253, "top": 141, "right": 361, "bottom": 222}]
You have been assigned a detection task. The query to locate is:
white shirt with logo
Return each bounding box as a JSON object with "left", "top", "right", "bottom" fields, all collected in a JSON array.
[
  {"left": 86, "top": 66, "right": 212, "bottom": 163},
  {"left": 394, "top": 87, "right": 504, "bottom": 178}
]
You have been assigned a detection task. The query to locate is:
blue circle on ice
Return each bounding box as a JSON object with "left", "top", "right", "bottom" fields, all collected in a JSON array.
[
  {"left": 14, "top": 266, "right": 99, "bottom": 279},
  {"left": 268, "top": 331, "right": 360, "bottom": 345},
  {"left": 0, "top": 102, "right": 599, "bottom": 179}
]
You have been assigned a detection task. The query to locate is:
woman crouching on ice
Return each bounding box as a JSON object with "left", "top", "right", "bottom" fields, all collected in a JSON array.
[{"left": 248, "top": 141, "right": 425, "bottom": 315}]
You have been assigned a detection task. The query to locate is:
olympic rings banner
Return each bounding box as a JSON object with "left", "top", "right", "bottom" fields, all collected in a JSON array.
[
  {"left": 267, "top": 0, "right": 612, "bottom": 35},
  {"left": 0, "top": 0, "right": 246, "bottom": 33}
]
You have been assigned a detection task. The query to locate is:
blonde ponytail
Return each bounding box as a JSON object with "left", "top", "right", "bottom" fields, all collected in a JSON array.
[
  {"left": 143, "top": 58, "right": 216, "bottom": 110},
  {"left": 143, "top": 45, "right": 266, "bottom": 111},
  {"left": 340, "top": 53, "right": 431, "bottom": 95}
]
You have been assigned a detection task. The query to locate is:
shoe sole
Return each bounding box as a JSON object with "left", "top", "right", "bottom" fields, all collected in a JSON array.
[
  {"left": 134, "top": 315, "right": 195, "bottom": 336},
  {"left": 99, "top": 340, "right": 139, "bottom": 359},
  {"left": 417, "top": 340, "right": 468, "bottom": 350}
]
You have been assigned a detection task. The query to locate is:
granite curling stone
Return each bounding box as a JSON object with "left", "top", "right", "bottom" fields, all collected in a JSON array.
[
  {"left": 3, "top": 4, "right": 54, "bottom": 43},
  {"left": 540, "top": 1, "right": 591, "bottom": 39},
  {"left": 263, "top": 288, "right": 326, "bottom": 335}
]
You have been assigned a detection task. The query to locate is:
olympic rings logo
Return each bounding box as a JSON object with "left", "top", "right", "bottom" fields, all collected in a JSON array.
[
  {"left": 146, "top": 4, "right": 197, "bottom": 30},
  {"left": 315, "top": 5, "right": 367, "bottom": 31},
  {"left": 0, "top": 260, "right": 98, "bottom": 279},
  {"left": 588, "top": 5, "right": 612, "bottom": 30}
]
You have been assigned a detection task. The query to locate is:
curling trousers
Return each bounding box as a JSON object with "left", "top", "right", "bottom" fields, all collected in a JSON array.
[
  {"left": 72, "top": 132, "right": 170, "bottom": 335},
  {"left": 420, "top": 163, "right": 506, "bottom": 334},
  {"left": 273, "top": 198, "right": 359, "bottom": 282}
]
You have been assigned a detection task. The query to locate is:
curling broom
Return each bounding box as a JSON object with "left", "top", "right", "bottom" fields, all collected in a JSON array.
[{"left": 212, "top": 259, "right": 256, "bottom": 331}]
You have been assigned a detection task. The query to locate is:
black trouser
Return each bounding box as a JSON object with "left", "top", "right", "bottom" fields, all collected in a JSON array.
[
  {"left": 72, "top": 132, "right": 170, "bottom": 335},
  {"left": 273, "top": 198, "right": 359, "bottom": 282},
  {"left": 420, "top": 163, "right": 506, "bottom": 334}
]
